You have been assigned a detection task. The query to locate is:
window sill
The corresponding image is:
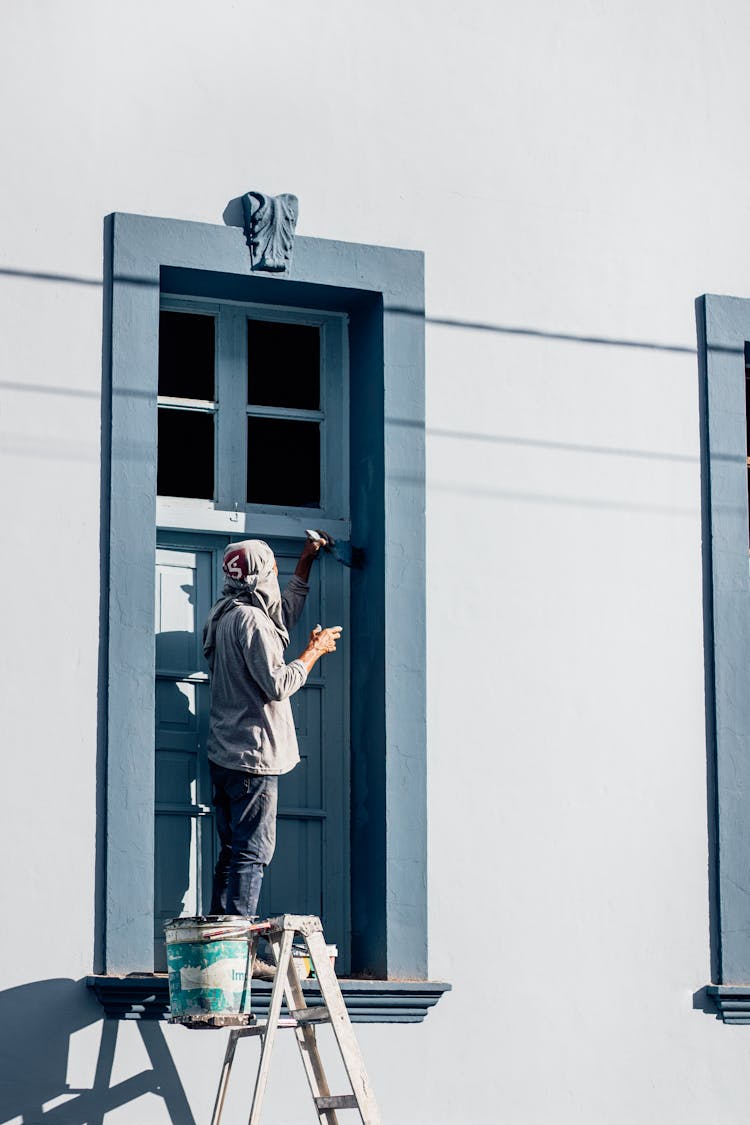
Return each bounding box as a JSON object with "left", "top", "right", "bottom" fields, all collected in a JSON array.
[
  {"left": 705, "top": 985, "right": 750, "bottom": 1024},
  {"left": 85, "top": 975, "right": 451, "bottom": 1024}
]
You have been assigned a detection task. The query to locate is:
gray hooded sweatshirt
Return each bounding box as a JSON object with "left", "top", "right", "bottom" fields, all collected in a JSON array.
[{"left": 202, "top": 540, "right": 309, "bottom": 775}]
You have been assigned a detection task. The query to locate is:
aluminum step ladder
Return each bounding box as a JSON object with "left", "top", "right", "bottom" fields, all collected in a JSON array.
[{"left": 210, "top": 915, "right": 382, "bottom": 1125}]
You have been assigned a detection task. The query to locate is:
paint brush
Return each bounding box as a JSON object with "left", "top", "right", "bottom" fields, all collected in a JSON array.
[{"left": 306, "top": 529, "right": 364, "bottom": 568}]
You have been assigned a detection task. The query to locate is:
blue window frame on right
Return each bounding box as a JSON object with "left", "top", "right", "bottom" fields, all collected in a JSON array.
[{"left": 697, "top": 295, "right": 750, "bottom": 1023}]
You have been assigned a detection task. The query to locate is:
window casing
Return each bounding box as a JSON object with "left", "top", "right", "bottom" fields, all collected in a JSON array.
[
  {"left": 696, "top": 295, "right": 750, "bottom": 1011},
  {"left": 100, "top": 213, "right": 427, "bottom": 983}
]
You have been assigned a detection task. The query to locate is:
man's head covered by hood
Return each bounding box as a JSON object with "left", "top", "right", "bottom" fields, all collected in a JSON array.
[{"left": 203, "top": 539, "right": 289, "bottom": 662}]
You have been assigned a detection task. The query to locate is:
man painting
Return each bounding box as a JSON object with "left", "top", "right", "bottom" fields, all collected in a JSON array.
[{"left": 202, "top": 537, "right": 341, "bottom": 931}]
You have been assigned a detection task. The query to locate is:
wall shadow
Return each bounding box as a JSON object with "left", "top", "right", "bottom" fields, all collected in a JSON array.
[
  {"left": 692, "top": 986, "right": 719, "bottom": 1017},
  {"left": 0, "top": 979, "right": 196, "bottom": 1124}
]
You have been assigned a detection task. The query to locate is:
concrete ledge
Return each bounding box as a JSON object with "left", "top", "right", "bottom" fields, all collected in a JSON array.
[
  {"left": 706, "top": 985, "right": 750, "bottom": 1024},
  {"left": 86, "top": 975, "right": 451, "bottom": 1024}
]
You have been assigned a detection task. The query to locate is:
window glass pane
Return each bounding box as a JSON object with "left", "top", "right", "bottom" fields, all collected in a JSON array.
[
  {"left": 158, "top": 409, "right": 214, "bottom": 499},
  {"left": 159, "top": 311, "right": 215, "bottom": 400},
  {"left": 247, "top": 320, "right": 320, "bottom": 409},
  {"left": 247, "top": 418, "right": 320, "bottom": 507}
]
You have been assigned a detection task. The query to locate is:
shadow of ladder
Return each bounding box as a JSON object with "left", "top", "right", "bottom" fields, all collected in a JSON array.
[{"left": 39, "top": 1021, "right": 196, "bottom": 1125}]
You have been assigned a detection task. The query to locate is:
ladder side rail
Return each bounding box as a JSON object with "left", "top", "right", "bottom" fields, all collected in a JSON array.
[
  {"left": 272, "top": 932, "right": 340, "bottom": 1125},
  {"left": 210, "top": 1029, "right": 241, "bottom": 1125},
  {"left": 247, "top": 929, "right": 295, "bottom": 1125},
  {"left": 305, "top": 930, "right": 383, "bottom": 1125}
]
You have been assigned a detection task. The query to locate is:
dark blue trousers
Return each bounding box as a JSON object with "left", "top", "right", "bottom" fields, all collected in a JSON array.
[{"left": 208, "top": 761, "right": 278, "bottom": 917}]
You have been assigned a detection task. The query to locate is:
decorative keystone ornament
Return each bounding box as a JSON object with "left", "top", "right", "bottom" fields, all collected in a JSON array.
[{"left": 241, "top": 190, "right": 299, "bottom": 272}]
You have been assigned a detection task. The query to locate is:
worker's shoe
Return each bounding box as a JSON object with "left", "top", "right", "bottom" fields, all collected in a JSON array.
[{"left": 252, "top": 957, "right": 276, "bottom": 981}]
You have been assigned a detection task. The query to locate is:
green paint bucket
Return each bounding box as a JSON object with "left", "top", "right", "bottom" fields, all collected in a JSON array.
[{"left": 165, "top": 916, "right": 259, "bottom": 1028}]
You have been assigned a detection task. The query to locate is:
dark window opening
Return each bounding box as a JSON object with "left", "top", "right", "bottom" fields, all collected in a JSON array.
[
  {"left": 159, "top": 311, "right": 215, "bottom": 400},
  {"left": 247, "top": 417, "right": 320, "bottom": 507},
  {"left": 247, "top": 320, "right": 320, "bottom": 409},
  {"left": 157, "top": 409, "right": 214, "bottom": 499}
]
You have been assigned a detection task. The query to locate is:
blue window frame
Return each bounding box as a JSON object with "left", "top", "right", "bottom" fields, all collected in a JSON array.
[
  {"left": 151, "top": 297, "right": 353, "bottom": 972},
  {"left": 99, "top": 212, "right": 428, "bottom": 984},
  {"left": 697, "top": 295, "right": 750, "bottom": 1022},
  {"left": 155, "top": 296, "right": 349, "bottom": 527}
]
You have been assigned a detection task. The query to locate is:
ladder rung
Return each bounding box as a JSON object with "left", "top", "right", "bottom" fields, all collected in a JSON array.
[
  {"left": 235, "top": 1018, "right": 298, "bottom": 1038},
  {"left": 314, "top": 1095, "right": 359, "bottom": 1111},
  {"left": 291, "top": 1005, "right": 330, "bottom": 1023}
]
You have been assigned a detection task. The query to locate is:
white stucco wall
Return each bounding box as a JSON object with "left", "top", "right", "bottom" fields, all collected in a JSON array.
[{"left": 2, "top": 1, "right": 750, "bottom": 1121}]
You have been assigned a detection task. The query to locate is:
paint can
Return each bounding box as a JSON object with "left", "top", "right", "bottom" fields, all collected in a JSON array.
[
  {"left": 165, "top": 916, "right": 258, "bottom": 1029},
  {"left": 292, "top": 945, "right": 312, "bottom": 979}
]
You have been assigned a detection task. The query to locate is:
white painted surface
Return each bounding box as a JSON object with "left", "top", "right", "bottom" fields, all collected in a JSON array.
[{"left": 1, "top": 0, "right": 749, "bottom": 1120}]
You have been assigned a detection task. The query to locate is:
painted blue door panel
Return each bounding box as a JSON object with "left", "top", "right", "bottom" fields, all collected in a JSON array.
[
  {"left": 156, "top": 533, "right": 350, "bottom": 972},
  {"left": 260, "top": 538, "right": 349, "bottom": 968},
  {"left": 259, "top": 819, "right": 324, "bottom": 922},
  {"left": 155, "top": 817, "right": 198, "bottom": 930},
  {"left": 154, "top": 548, "right": 213, "bottom": 969},
  {"left": 286, "top": 687, "right": 323, "bottom": 808},
  {"left": 156, "top": 679, "right": 200, "bottom": 731},
  {"left": 155, "top": 751, "right": 199, "bottom": 804}
]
